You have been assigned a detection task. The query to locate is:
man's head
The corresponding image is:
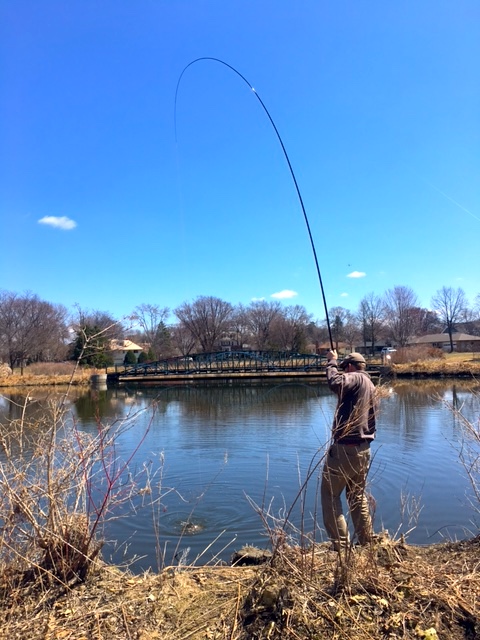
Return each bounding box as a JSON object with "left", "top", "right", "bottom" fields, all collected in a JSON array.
[{"left": 340, "top": 352, "right": 366, "bottom": 371}]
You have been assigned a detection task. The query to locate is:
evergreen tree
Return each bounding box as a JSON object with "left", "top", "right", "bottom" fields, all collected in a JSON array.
[
  {"left": 69, "top": 324, "right": 114, "bottom": 368},
  {"left": 124, "top": 350, "right": 137, "bottom": 365}
]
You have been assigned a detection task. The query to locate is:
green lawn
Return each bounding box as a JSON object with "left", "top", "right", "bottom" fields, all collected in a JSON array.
[{"left": 444, "top": 351, "right": 480, "bottom": 362}]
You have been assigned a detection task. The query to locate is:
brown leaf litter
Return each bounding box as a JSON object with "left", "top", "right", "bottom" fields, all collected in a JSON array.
[{"left": 0, "top": 533, "right": 478, "bottom": 639}]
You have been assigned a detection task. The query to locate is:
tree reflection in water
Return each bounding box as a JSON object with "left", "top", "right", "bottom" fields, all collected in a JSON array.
[{"left": 0, "top": 379, "right": 478, "bottom": 571}]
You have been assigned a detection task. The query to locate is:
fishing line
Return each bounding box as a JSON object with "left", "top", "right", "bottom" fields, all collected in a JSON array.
[{"left": 174, "top": 57, "right": 334, "bottom": 350}]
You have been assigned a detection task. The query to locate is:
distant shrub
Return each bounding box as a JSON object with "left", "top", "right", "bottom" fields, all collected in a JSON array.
[
  {"left": 0, "top": 363, "right": 12, "bottom": 377},
  {"left": 137, "top": 351, "right": 149, "bottom": 363},
  {"left": 124, "top": 351, "right": 137, "bottom": 365}
]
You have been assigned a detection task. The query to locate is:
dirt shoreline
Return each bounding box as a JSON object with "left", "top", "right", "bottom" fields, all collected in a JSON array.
[{"left": 1, "top": 535, "right": 478, "bottom": 639}]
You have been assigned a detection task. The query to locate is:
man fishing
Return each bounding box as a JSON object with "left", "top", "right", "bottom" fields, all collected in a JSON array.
[{"left": 321, "top": 350, "right": 377, "bottom": 551}]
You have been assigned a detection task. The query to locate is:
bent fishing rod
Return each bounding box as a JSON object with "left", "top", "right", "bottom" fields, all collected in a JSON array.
[{"left": 175, "top": 57, "right": 334, "bottom": 350}]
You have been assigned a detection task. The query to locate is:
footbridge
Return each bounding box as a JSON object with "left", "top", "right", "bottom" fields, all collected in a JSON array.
[{"left": 107, "top": 351, "right": 381, "bottom": 386}]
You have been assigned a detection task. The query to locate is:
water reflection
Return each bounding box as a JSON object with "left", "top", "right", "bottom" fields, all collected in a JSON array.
[
  {"left": 74, "top": 386, "right": 139, "bottom": 423},
  {"left": 0, "top": 379, "right": 478, "bottom": 572}
]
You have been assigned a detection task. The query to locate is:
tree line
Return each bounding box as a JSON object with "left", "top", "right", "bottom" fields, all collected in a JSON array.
[{"left": 0, "top": 286, "right": 479, "bottom": 370}]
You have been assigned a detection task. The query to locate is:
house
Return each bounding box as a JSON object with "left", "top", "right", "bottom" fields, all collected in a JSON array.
[
  {"left": 110, "top": 339, "right": 143, "bottom": 365},
  {"left": 355, "top": 342, "right": 394, "bottom": 356},
  {"left": 409, "top": 332, "right": 480, "bottom": 352}
]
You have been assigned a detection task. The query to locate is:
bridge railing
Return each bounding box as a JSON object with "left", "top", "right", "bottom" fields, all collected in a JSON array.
[{"left": 114, "top": 351, "right": 329, "bottom": 377}]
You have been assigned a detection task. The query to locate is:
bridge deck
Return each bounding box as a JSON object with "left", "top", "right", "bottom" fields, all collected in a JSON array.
[{"left": 107, "top": 351, "right": 381, "bottom": 386}]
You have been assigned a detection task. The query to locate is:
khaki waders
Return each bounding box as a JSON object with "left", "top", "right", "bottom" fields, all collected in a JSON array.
[{"left": 321, "top": 441, "right": 373, "bottom": 550}]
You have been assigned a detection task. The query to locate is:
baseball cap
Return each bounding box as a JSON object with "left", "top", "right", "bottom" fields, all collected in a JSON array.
[{"left": 340, "top": 352, "right": 366, "bottom": 369}]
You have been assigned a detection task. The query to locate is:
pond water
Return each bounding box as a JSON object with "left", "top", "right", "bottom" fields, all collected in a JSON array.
[{"left": 1, "top": 379, "right": 479, "bottom": 572}]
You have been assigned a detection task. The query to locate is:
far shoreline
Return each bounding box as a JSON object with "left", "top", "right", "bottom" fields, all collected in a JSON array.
[{"left": 1, "top": 357, "right": 480, "bottom": 389}]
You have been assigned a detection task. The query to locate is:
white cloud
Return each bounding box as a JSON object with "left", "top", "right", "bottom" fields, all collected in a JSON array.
[
  {"left": 347, "top": 271, "right": 366, "bottom": 279},
  {"left": 38, "top": 216, "right": 77, "bottom": 230},
  {"left": 251, "top": 296, "right": 265, "bottom": 302},
  {"left": 271, "top": 289, "right": 298, "bottom": 300},
  {"left": 340, "top": 292, "right": 349, "bottom": 297}
]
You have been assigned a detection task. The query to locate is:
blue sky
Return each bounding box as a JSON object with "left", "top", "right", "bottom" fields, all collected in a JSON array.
[{"left": 1, "top": 1, "right": 479, "bottom": 324}]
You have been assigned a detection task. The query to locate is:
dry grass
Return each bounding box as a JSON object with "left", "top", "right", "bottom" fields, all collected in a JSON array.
[
  {"left": 444, "top": 352, "right": 480, "bottom": 363},
  {"left": 0, "top": 534, "right": 478, "bottom": 639},
  {"left": 393, "top": 359, "right": 480, "bottom": 377},
  {"left": 379, "top": 346, "right": 480, "bottom": 376},
  {"left": 0, "top": 363, "right": 95, "bottom": 387},
  {"left": 0, "top": 394, "right": 159, "bottom": 640}
]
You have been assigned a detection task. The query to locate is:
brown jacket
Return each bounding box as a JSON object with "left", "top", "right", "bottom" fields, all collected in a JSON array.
[{"left": 326, "top": 360, "right": 377, "bottom": 444}]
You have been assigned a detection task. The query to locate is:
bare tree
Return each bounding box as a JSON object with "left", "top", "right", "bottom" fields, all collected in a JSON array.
[
  {"left": 0, "top": 291, "right": 68, "bottom": 373},
  {"left": 383, "top": 286, "right": 419, "bottom": 347},
  {"left": 474, "top": 293, "right": 480, "bottom": 318},
  {"left": 431, "top": 286, "right": 467, "bottom": 352},
  {"left": 459, "top": 294, "right": 480, "bottom": 336},
  {"left": 245, "top": 300, "right": 282, "bottom": 350},
  {"left": 410, "top": 307, "right": 443, "bottom": 336},
  {"left": 357, "top": 293, "right": 384, "bottom": 354},
  {"left": 306, "top": 321, "right": 329, "bottom": 353},
  {"left": 174, "top": 296, "right": 233, "bottom": 353},
  {"left": 230, "top": 304, "right": 252, "bottom": 350},
  {"left": 32, "top": 302, "right": 69, "bottom": 363},
  {"left": 170, "top": 323, "right": 197, "bottom": 356},
  {"left": 131, "top": 304, "right": 171, "bottom": 360},
  {"left": 342, "top": 310, "right": 361, "bottom": 351},
  {"left": 72, "top": 308, "right": 124, "bottom": 338},
  {"left": 328, "top": 306, "right": 350, "bottom": 351},
  {"left": 460, "top": 300, "right": 480, "bottom": 336},
  {"left": 271, "top": 304, "right": 312, "bottom": 352}
]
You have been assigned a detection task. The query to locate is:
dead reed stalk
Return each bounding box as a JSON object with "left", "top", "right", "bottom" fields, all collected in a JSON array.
[{"left": 0, "top": 393, "right": 155, "bottom": 590}]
